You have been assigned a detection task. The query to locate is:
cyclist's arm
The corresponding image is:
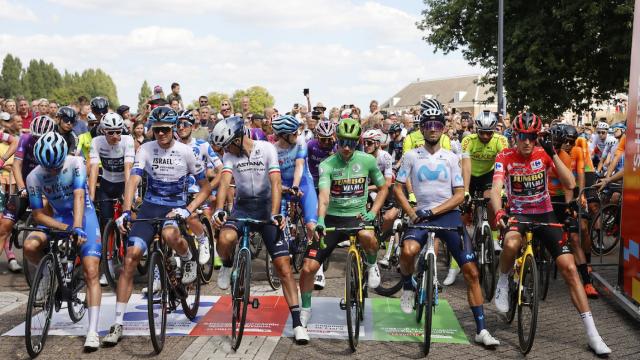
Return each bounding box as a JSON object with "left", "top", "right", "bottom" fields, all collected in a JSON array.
[
  {"left": 124, "top": 162, "right": 132, "bottom": 185},
  {"left": 269, "top": 171, "right": 282, "bottom": 216},
  {"left": 551, "top": 154, "right": 576, "bottom": 190},
  {"left": 317, "top": 162, "right": 331, "bottom": 219},
  {"left": 214, "top": 171, "right": 232, "bottom": 211},
  {"left": 605, "top": 152, "right": 622, "bottom": 178},
  {"left": 293, "top": 158, "right": 304, "bottom": 189},
  {"left": 433, "top": 187, "right": 465, "bottom": 216},
  {"left": 123, "top": 136, "right": 135, "bottom": 184},
  {"left": 88, "top": 163, "right": 99, "bottom": 201},
  {"left": 462, "top": 157, "right": 471, "bottom": 193},
  {"left": 489, "top": 177, "right": 505, "bottom": 215},
  {"left": 393, "top": 182, "right": 413, "bottom": 217},
  {"left": 208, "top": 164, "right": 223, "bottom": 190},
  {"left": 0, "top": 134, "right": 18, "bottom": 162},
  {"left": 188, "top": 177, "right": 212, "bottom": 214},
  {"left": 72, "top": 188, "right": 85, "bottom": 229},
  {"left": 12, "top": 158, "right": 25, "bottom": 190},
  {"left": 121, "top": 174, "right": 141, "bottom": 212},
  {"left": 369, "top": 179, "right": 388, "bottom": 216},
  {"left": 32, "top": 209, "right": 69, "bottom": 231},
  {"left": 607, "top": 168, "right": 624, "bottom": 183}
]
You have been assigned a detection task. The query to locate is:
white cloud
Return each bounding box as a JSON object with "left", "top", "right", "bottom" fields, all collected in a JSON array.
[{"left": 0, "top": 0, "right": 38, "bottom": 21}]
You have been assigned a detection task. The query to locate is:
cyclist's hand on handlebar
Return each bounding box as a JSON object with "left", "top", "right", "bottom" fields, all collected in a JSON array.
[
  {"left": 18, "top": 187, "right": 28, "bottom": 198},
  {"left": 115, "top": 211, "right": 132, "bottom": 234},
  {"left": 71, "top": 226, "right": 87, "bottom": 245},
  {"left": 314, "top": 217, "right": 326, "bottom": 237},
  {"left": 494, "top": 209, "right": 509, "bottom": 229},
  {"left": 290, "top": 186, "right": 304, "bottom": 197},
  {"left": 169, "top": 208, "right": 191, "bottom": 220},
  {"left": 413, "top": 209, "right": 434, "bottom": 224},
  {"left": 213, "top": 209, "right": 227, "bottom": 228},
  {"left": 271, "top": 214, "right": 285, "bottom": 230},
  {"left": 358, "top": 211, "right": 376, "bottom": 222}
]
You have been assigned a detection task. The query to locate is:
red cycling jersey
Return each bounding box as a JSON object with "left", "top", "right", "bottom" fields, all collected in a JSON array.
[{"left": 494, "top": 147, "right": 556, "bottom": 215}]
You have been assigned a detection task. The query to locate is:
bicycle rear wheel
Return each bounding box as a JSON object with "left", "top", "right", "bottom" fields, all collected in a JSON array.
[
  {"left": 345, "top": 250, "right": 360, "bottom": 352},
  {"left": 25, "top": 253, "right": 56, "bottom": 358},
  {"left": 375, "top": 233, "right": 403, "bottom": 297},
  {"left": 517, "top": 254, "right": 539, "bottom": 354},
  {"left": 590, "top": 204, "right": 621, "bottom": 256},
  {"left": 479, "top": 225, "right": 496, "bottom": 301},
  {"left": 505, "top": 274, "right": 517, "bottom": 324},
  {"left": 231, "top": 249, "right": 251, "bottom": 351},
  {"left": 423, "top": 253, "right": 435, "bottom": 356},
  {"left": 266, "top": 252, "right": 281, "bottom": 290},
  {"left": 181, "top": 235, "right": 201, "bottom": 320},
  {"left": 68, "top": 262, "right": 86, "bottom": 323},
  {"left": 101, "top": 219, "right": 125, "bottom": 291},
  {"left": 147, "top": 251, "right": 168, "bottom": 354},
  {"left": 538, "top": 247, "right": 551, "bottom": 301},
  {"left": 292, "top": 215, "right": 308, "bottom": 273},
  {"left": 199, "top": 215, "right": 215, "bottom": 283}
]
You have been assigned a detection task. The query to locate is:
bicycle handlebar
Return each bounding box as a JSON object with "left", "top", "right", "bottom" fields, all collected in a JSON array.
[
  {"left": 16, "top": 226, "right": 73, "bottom": 238},
  {"left": 406, "top": 224, "right": 463, "bottom": 233},
  {"left": 226, "top": 217, "right": 274, "bottom": 225},
  {"left": 507, "top": 218, "right": 564, "bottom": 228}
]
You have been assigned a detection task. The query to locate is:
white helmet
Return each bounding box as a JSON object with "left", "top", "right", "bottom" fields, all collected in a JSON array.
[
  {"left": 596, "top": 121, "right": 609, "bottom": 130},
  {"left": 315, "top": 120, "right": 335, "bottom": 137},
  {"left": 474, "top": 110, "right": 498, "bottom": 131},
  {"left": 209, "top": 116, "right": 244, "bottom": 147},
  {"left": 100, "top": 112, "right": 124, "bottom": 130},
  {"left": 362, "top": 129, "right": 383, "bottom": 142}
]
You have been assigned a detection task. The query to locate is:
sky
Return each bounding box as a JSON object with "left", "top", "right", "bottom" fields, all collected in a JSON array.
[{"left": 0, "top": 0, "right": 480, "bottom": 111}]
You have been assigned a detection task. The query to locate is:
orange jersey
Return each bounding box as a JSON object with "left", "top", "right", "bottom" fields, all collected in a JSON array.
[
  {"left": 615, "top": 134, "right": 626, "bottom": 156},
  {"left": 575, "top": 137, "right": 594, "bottom": 172},
  {"left": 569, "top": 146, "right": 585, "bottom": 175},
  {"left": 548, "top": 150, "right": 572, "bottom": 197}
]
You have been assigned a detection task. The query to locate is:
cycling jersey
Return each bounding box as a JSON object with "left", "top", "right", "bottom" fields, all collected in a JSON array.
[
  {"left": 55, "top": 127, "right": 78, "bottom": 154},
  {"left": 589, "top": 133, "right": 616, "bottom": 161},
  {"left": 548, "top": 150, "right": 572, "bottom": 197},
  {"left": 402, "top": 129, "right": 452, "bottom": 154},
  {"left": 494, "top": 147, "right": 555, "bottom": 215},
  {"left": 461, "top": 133, "right": 509, "bottom": 176},
  {"left": 318, "top": 151, "right": 385, "bottom": 217},
  {"left": 89, "top": 135, "right": 135, "bottom": 183},
  {"left": 14, "top": 134, "right": 39, "bottom": 177},
  {"left": 396, "top": 147, "right": 463, "bottom": 211},
  {"left": 387, "top": 138, "right": 404, "bottom": 163},
  {"left": 601, "top": 137, "right": 618, "bottom": 166},
  {"left": 373, "top": 149, "right": 393, "bottom": 179},
  {"left": 307, "top": 139, "right": 334, "bottom": 185},
  {"left": 249, "top": 127, "right": 267, "bottom": 141},
  {"left": 131, "top": 140, "right": 205, "bottom": 207},
  {"left": 185, "top": 137, "right": 222, "bottom": 193},
  {"left": 575, "top": 137, "right": 595, "bottom": 173},
  {"left": 275, "top": 136, "right": 318, "bottom": 223}
]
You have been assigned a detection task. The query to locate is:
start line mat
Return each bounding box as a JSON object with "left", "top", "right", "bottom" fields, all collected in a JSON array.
[{"left": 3, "top": 294, "right": 468, "bottom": 344}]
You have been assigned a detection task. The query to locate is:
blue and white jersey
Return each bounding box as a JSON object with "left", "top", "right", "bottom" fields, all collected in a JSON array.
[
  {"left": 275, "top": 135, "right": 313, "bottom": 187},
  {"left": 89, "top": 135, "right": 136, "bottom": 183},
  {"left": 26, "top": 155, "right": 95, "bottom": 216},
  {"left": 186, "top": 137, "right": 222, "bottom": 193},
  {"left": 396, "top": 147, "right": 463, "bottom": 211},
  {"left": 131, "top": 140, "right": 205, "bottom": 207}
]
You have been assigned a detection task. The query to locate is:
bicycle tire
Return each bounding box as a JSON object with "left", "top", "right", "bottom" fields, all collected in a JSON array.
[
  {"left": 231, "top": 249, "right": 251, "bottom": 351},
  {"left": 374, "top": 233, "right": 403, "bottom": 297},
  {"left": 181, "top": 233, "right": 201, "bottom": 320},
  {"left": 25, "top": 253, "right": 55, "bottom": 358},
  {"left": 67, "top": 263, "right": 86, "bottom": 323},
  {"left": 538, "top": 247, "right": 551, "bottom": 301},
  {"left": 147, "top": 251, "right": 167, "bottom": 354},
  {"left": 345, "top": 250, "right": 360, "bottom": 352},
  {"left": 101, "top": 219, "right": 125, "bottom": 292},
  {"left": 292, "top": 215, "right": 308, "bottom": 273},
  {"left": 480, "top": 224, "right": 496, "bottom": 301},
  {"left": 505, "top": 275, "right": 517, "bottom": 324},
  {"left": 423, "top": 252, "right": 435, "bottom": 356},
  {"left": 590, "top": 204, "right": 621, "bottom": 256},
  {"left": 23, "top": 253, "right": 37, "bottom": 288},
  {"left": 249, "top": 232, "right": 262, "bottom": 259},
  {"left": 266, "top": 251, "right": 281, "bottom": 290},
  {"left": 517, "top": 254, "right": 539, "bottom": 354},
  {"left": 415, "top": 267, "right": 424, "bottom": 324},
  {"left": 199, "top": 215, "right": 215, "bottom": 283}
]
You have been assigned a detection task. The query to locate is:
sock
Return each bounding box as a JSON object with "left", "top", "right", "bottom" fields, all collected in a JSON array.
[
  {"left": 301, "top": 292, "right": 312, "bottom": 308},
  {"left": 115, "top": 302, "right": 126, "bottom": 325},
  {"left": 586, "top": 252, "right": 591, "bottom": 264},
  {"left": 402, "top": 273, "right": 414, "bottom": 290},
  {"left": 497, "top": 271, "right": 509, "bottom": 287},
  {"left": 492, "top": 230, "right": 499, "bottom": 241},
  {"left": 196, "top": 232, "right": 207, "bottom": 245},
  {"left": 179, "top": 248, "right": 192, "bottom": 261},
  {"left": 88, "top": 306, "right": 100, "bottom": 333},
  {"left": 471, "top": 305, "right": 486, "bottom": 334},
  {"left": 290, "top": 305, "right": 302, "bottom": 328},
  {"left": 581, "top": 312, "right": 599, "bottom": 339},
  {"left": 577, "top": 264, "right": 591, "bottom": 285},
  {"left": 222, "top": 258, "right": 233, "bottom": 268},
  {"left": 450, "top": 258, "right": 459, "bottom": 270},
  {"left": 366, "top": 253, "right": 377, "bottom": 266}
]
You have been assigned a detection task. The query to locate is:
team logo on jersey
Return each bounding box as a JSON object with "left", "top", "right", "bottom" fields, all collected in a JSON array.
[
  {"left": 352, "top": 163, "right": 361, "bottom": 172},
  {"left": 530, "top": 159, "right": 543, "bottom": 170},
  {"left": 495, "top": 162, "right": 503, "bottom": 171},
  {"left": 417, "top": 164, "right": 448, "bottom": 182},
  {"left": 192, "top": 147, "right": 200, "bottom": 157},
  {"left": 255, "top": 148, "right": 261, "bottom": 155}
]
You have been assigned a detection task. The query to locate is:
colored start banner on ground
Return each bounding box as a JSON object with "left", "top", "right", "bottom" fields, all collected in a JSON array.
[{"left": 3, "top": 295, "right": 467, "bottom": 344}]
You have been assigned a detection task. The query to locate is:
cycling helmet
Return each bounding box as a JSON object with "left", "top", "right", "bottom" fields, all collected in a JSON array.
[
  {"left": 34, "top": 132, "right": 68, "bottom": 169},
  {"left": 419, "top": 107, "right": 445, "bottom": 124},
  {"left": 611, "top": 122, "right": 626, "bottom": 132},
  {"left": 563, "top": 125, "right": 578, "bottom": 140},
  {"left": 605, "top": 136, "right": 618, "bottom": 147},
  {"left": 513, "top": 112, "right": 542, "bottom": 133},
  {"left": 210, "top": 116, "right": 245, "bottom": 147},
  {"left": 474, "top": 110, "right": 498, "bottom": 131},
  {"left": 90, "top": 96, "right": 109, "bottom": 116},
  {"left": 178, "top": 109, "right": 195, "bottom": 123},
  {"left": 56, "top": 106, "right": 77, "bottom": 124},
  {"left": 315, "top": 120, "right": 335, "bottom": 137},
  {"left": 87, "top": 112, "right": 97, "bottom": 122},
  {"left": 596, "top": 121, "right": 609, "bottom": 131},
  {"left": 362, "top": 129, "right": 383, "bottom": 142},
  {"left": 549, "top": 124, "right": 567, "bottom": 144},
  {"left": 30, "top": 115, "right": 56, "bottom": 137},
  {"left": 272, "top": 115, "right": 300, "bottom": 135},
  {"left": 148, "top": 106, "right": 178, "bottom": 125},
  {"left": 336, "top": 118, "right": 362, "bottom": 140},
  {"left": 419, "top": 98, "right": 443, "bottom": 112},
  {"left": 101, "top": 112, "right": 124, "bottom": 130},
  {"left": 389, "top": 123, "right": 402, "bottom": 133},
  {"left": 503, "top": 127, "right": 513, "bottom": 140}
]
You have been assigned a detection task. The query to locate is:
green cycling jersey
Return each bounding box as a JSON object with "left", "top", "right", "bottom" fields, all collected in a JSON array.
[
  {"left": 460, "top": 133, "right": 509, "bottom": 177},
  {"left": 318, "top": 150, "right": 385, "bottom": 217}
]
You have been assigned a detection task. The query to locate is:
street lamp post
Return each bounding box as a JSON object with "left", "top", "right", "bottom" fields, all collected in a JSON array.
[{"left": 498, "top": 0, "right": 504, "bottom": 115}]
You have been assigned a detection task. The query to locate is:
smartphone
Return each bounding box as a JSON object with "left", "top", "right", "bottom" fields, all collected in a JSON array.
[
  {"left": 303, "top": 88, "right": 309, "bottom": 96},
  {"left": 293, "top": 103, "right": 299, "bottom": 109}
]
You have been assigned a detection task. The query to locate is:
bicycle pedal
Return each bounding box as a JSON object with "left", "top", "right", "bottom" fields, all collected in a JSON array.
[
  {"left": 251, "top": 298, "right": 260, "bottom": 309},
  {"left": 339, "top": 298, "right": 347, "bottom": 310}
]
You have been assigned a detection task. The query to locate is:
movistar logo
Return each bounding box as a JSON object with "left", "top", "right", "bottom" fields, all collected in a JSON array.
[{"left": 417, "top": 164, "right": 448, "bottom": 182}]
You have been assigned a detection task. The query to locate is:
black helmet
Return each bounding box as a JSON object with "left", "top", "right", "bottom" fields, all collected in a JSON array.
[
  {"left": 389, "top": 123, "right": 402, "bottom": 133},
  {"left": 56, "top": 106, "right": 77, "bottom": 123},
  {"left": 90, "top": 96, "right": 109, "bottom": 116},
  {"left": 563, "top": 125, "right": 578, "bottom": 141}
]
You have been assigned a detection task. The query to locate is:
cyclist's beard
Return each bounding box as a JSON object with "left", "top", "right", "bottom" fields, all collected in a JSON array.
[
  {"left": 425, "top": 137, "right": 439, "bottom": 146},
  {"left": 179, "top": 131, "right": 191, "bottom": 141}
]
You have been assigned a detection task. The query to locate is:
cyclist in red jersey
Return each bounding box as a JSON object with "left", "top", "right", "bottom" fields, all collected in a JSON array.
[{"left": 490, "top": 113, "right": 611, "bottom": 355}]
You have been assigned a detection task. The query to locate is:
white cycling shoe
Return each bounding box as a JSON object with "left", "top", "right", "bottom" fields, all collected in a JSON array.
[
  {"left": 442, "top": 267, "right": 460, "bottom": 286},
  {"left": 84, "top": 331, "right": 100, "bottom": 351},
  {"left": 293, "top": 326, "right": 310, "bottom": 345},
  {"left": 475, "top": 329, "right": 500, "bottom": 347},
  {"left": 198, "top": 238, "right": 210, "bottom": 265},
  {"left": 218, "top": 266, "right": 232, "bottom": 290},
  {"left": 182, "top": 260, "right": 197, "bottom": 284},
  {"left": 314, "top": 272, "right": 325, "bottom": 290},
  {"left": 367, "top": 263, "right": 381, "bottom": 289},
  {"left": 400, "top": 289, "right": 414, "bottom": 314},
  {"left": 588, "top": 336, "right": 612, "bottom": 355},
  {"left": 494, "top": 282, "right": 510, "bottom": 313}
]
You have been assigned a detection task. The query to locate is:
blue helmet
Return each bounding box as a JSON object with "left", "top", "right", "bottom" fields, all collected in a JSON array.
[
  {"left": 611, "top": 122, "right": 626, "bottom": 132},
  {"left": 272, "top": 115, "right": 300, "bottom": 135},
  {"left": 210, "top": 116, "right": 245, "bottom": 147},
  {"left": 503, "top": 127, "right": 513, "bottom": 140},
  {"left": 149, "top": 106, "right": 178, "bottom": 125},
  {"left": 34, "top": 132, "right": 68, "bottom": 169}
]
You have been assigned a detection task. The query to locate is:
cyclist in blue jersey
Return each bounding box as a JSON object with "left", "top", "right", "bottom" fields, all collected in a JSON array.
[
  {"left": 23, "top": 132, "right": 103, "bottom": 351},
  {"left": 211, "top": 116, "right": 310, "bottom": 344},
  {"left": 103, "top": 106, "right": 211, "bottom": 346}
]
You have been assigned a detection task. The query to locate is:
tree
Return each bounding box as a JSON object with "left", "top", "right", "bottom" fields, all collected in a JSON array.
[
  {"left": 189, "top": 91, "right": 229, "bottom": 110},
  {"left": 137, "top": 80, "right": 152, "bottom": 113},
  {"left": 418, "top": 0, "right": 634, "bottom": 118},
  {"left": 231, "top": 86, "right": 275, "bottom": 115},
  {"left": 0, "top": 54, "right": 23, "bottom": 98},
  {"left": 23, "top": 59, "right": 62, "bottom": 100}
]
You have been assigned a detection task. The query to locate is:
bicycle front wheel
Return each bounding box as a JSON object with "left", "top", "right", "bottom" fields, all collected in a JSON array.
[
  {"left": 517, "top": 254, "right": 539, "bottom": 354},
  {"left": 101, "top": 219, "right": 125, "bottom": 291},
  {"left": 538, "top": 247, "right": 552, "bottom": 301},
  {"left": 181, "top": 234, "right": 201, "bottom": 320},
  {"left": 479, "top": 225, "right": 496, "bottom": 301},
  {"left": 345, "top": 250, "right": 360, "bottom": 352},
  {"left": 25, "top": 253, "right": 56, "bottom": 358},
  {"left": 505, "top": 274, "right": 517, "bottom": 324},
  {"left": 266, "top": 252, "right": 281, "bottom": 290},
  {"left": 375, "top": 233, "right": 403, "bottom": 297},
  {"left": 68, "top": 263, "right": 86, "bottom": 323},
  {"left": 199, "top": 215, "right": 215, "bottom": 283},
  {"left": 591, "top": 204, "right": 621, "bottom": 256},
  {"left": 423, "top": 252, "right": 435, "bottom": 356},
  {"left": 231, "top": 249, "right": 251, "bottom": 351},
  {"left": 147, "top": 251, "right": 167, "bottom": 354}
]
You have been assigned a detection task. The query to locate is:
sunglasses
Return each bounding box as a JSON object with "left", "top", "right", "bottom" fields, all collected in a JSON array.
[
  {"left": 420, "top": 121, "right": 444, "bottom": 131},
  {"left": 478, "top": 130, "right": 494, "bottom": 136},
  {"left": 152, "top": 126, "right": 173, "bottom": 134},
  {"left": 597, "top": 131, "right": 607, "bottom": 135},
  {"left": 105, "top": 129, "right": 122, "bottom": 136},
  {"left": 517, "top": 132, "right": 538, "bottom": 141},
  {"left": 337, "top": 138, "right": 358, "bottom": 148},
  {"left": 319, "top": 137, "right": 333, "bottom": 144},
  {"left": 177, "top": 120, "right": 192, "bottom": 128},
  {"left": 60, "top": 117, "right": 76, "bottom": 124},
  {"left": 364, "top": 140, "right": 377, "bottom": 147}
]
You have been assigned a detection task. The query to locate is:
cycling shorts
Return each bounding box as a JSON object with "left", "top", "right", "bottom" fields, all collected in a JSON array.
[
  {"left": 305, "top": 215, "right": 373, "bottom": 265},
  {"left": 127, "top": 202, "right": 179, "bottom": 253},
  {"left": 469, "top": 171, "right": 494, "bottom": 194},
  {"left": 54, "top": 211, "right": 102, "bottom": 259},
  {"left": 550, "top": 196, "right": 579, "bottom": 233},
  {"left": 508, "top": 212, "right": 572, "bottom": 260},
  {"left": 223, "top": 208, "right": 287, "bottom": 259},
  {"left": 3, "top": 194, "right": 29, "bottom": 223},
  {"left": 401, "top": 210, "right": 476, "bottom": 267},
  {"left": 283, "top": 181, "right": 318, "bottom": 224},
  {"left": 97, "top": 178, "right": 125, "bottom": 222}
]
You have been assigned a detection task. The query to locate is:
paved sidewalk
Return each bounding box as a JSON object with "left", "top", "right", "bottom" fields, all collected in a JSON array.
[{"left": 0, "top": 292, "right": 27, "bottom": 316}]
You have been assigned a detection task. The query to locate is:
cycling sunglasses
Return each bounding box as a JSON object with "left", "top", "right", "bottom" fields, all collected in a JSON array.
[
  {"left": 597, "top": 131, "right": 607, "bottom": 135},
  {"left": 517, "top": 132, "right": 538, "bottom": 142},
  {"left": 364, "top": 140, "right": 377, "bottom": 147},
  {"left": 60, "top": 117, "right": 76, "bottom": 124},
  {"left": 318, "top": 137, "right": 333, "bottom": 144},
  {"left": 152, "top": 126, "right": 173, "bottom": 135},
  {"left": 177, "top": 120, "right": 193, "bottom": 128},
  {"left": 420, "top": 121, "right": 444, "bottom": 131},
  {"left": 478, "top": 130, "right": 494, "bottom": 136},
  {"left": 105, "top": 129, "right": 122, "bottom": 136},
  {"left": 337, "top": 138, "right": 358, "bottom": 148}
]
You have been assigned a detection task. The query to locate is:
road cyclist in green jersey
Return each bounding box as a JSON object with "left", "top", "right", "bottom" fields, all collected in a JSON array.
[{"left": 298, "top": 118, "right": 389, "bottom": 329}]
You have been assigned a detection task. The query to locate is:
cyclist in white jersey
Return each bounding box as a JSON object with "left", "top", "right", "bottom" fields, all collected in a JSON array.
[
  {"left": 104, "top": 107, "right": 211, "bottom": 346},
  {"left": 590, "top": 122, "right": 616, "bottom": 168}
]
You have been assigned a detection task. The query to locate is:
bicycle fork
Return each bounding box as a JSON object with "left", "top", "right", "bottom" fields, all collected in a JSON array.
[
  {"left": 419, "top": 233, "right": 439, "bottom": 306},
  {"left": 380, "top": 218, "right": 403, "bottom": 265}
]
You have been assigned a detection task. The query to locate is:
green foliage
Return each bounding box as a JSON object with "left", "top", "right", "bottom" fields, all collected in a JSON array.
[
  {"left": 418, "top": 0, "right": 634, "bottom": 118},
  {"left": 137, "top": 80, "right": 152, "bottom": 113},
  {"left": 189, "top": 91, "right": 228, "bottom": 110},
  {"left": 231, "top": 86, "right": 275, "bottom": 115},
  {"left": 0, "top": 53, "right": 119, "bottom": 106}
]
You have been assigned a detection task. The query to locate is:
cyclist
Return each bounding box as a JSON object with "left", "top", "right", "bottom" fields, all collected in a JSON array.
[
  {"left": 0, "top": 116, "right": 55, "bottom": 271},
  {"left": 0, "top": 120, "right": 21, "bottom": 268},
  {"left": 23, "top": 132, "right": 102, "bottom": 350},
  {"left": 104, "top": 106, "right": 211, "bottom": 346},
  {"left": 589, "top": 121, "right": 615, "bottom": 169},
  {"left": 55, "top": 107, "right": 79, "bottom": 154},
  {"left": 386, "top": 123, "right": 404, "bottom": 167},
  {"left": 299, "top": 118, "right": 388, "bottom": 329},
  {"left": 210, "top": 116, "right": 310, "bottom": 344},
  {"left": 306, "top": 119, "right": 336, "bottom": 289},
  {"left": 394, "top": 108, "right": 500, "bottom": 347},
  {"left": 594, "top": 122, "right": 615, "bottom": 174},
  {"left": 491, "top": 112, "right": 611, "bottom": 355},
  {"left": 77, "top": 97, "right": 110, "bottom": 160}
]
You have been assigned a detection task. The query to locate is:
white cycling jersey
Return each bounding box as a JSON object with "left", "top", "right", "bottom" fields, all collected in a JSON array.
[
  {"left": 89, "top": 135, "right": 135, "bottom": 183},
  {"left": 374, "top": 149, "right": 394, "bottom": 179},
  {"left": 222, "top": 140, "right": 280, "bottom": 201},
  {"left": 186, "top": 137, "right": 222, "bottom": 193}
]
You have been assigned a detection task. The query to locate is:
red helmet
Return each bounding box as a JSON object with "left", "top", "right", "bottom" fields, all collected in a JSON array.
[{"left": 513, "top": 112, "right": 542, "bottom": 133}]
